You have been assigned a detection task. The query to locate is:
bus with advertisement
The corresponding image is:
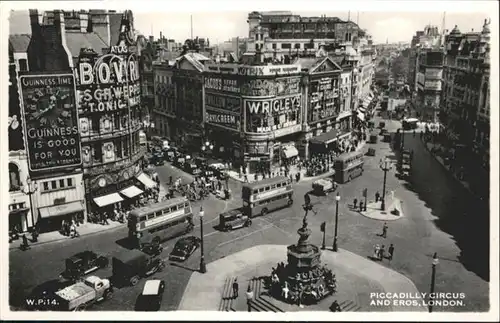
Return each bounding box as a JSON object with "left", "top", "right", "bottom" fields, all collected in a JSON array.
[
  {"left": 333, "top": 151, "right": 364, "bottom": 183},
  {"left": 128, "top": 197, "right": 194, "bottom": 249},
  {"left": 241, "top": 176, "right": 294, "bottom": 217}
]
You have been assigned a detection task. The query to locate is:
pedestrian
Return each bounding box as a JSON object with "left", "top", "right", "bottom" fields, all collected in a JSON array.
[
  {"left": 244, "top": 174, "right": 248, "bottom": 183},
  {"left": 353, "top": 198, "right": 358, "bottom": 209},
  {"left": 373, "top": 244, "right": 380, "bottom": 259},
  {"left": 375, "top": 191, "right": 380, "bottom": 203},
  {"left": 330, "top": 300, "right": 342, "bottom": 312},
  {"left": 232, "top": 278, "right": 239, "bottom": 298},
  {"left": 104, "top": 213, "right": 109, "bottom": 225},
  {"left": 413, "top": 129, "right": 416, "bottom": 137},
  {"left": 359, "top": 201, "right": 364, "bottom": 212},
  {"left": 379, "top": 245, "right": 386, "bottom": 261},
  {"left": 31, "top": 227, "right": 39, "bottom": 243},
  {"left": 21, "top": 234, "right": 29, "bottom": 250},
  {"left": 388, "top": 243, "right": 395, "bottom": 261},
  {"left": 246, "top": 284, "right": 254, "bottom": 312},
  {"left": 382, "top": 222, "right": 388, "bottom": 238}
]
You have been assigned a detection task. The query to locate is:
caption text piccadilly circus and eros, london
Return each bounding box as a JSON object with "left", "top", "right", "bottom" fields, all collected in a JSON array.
[{"left": 369, "top": 292, "right": 467, "bottom": 307}]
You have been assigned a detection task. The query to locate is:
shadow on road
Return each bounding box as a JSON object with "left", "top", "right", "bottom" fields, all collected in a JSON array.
[
  {"left": 169, "top": 262, "right": 199, "bottom": 273},
  {"left": 115, "top": 237, "right": 136, "bottom": 250},
  {"left": 395, "top": 136, "right": 490, "bottom": 281}
]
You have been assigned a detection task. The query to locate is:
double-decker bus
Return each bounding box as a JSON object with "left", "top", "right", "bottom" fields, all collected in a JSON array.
[
  {"left": 128, "top": 197, "right": 194, "bottom": 249},
  {"left": 241, "top": 176, "right": 293, "bottom": 217},
  {"left": 333, "top": 151, "right": 364, "bottom": 183}
]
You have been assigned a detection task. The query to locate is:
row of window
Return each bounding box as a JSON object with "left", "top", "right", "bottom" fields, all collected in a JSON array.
[
  {"left": 138, "top": 202, "right": 190, "bottom": 222},
  {"left": 252, "top": 181, "right": 290, "bottom": 195},
  {"left": 147, "top": 217, "right": 190, "bottom": 234},
  {"left": 255, "top": 192, "right": 292, "bottom": 205},
  {"left": 41, "top": 178, "right": 75, "bottom": 192}
]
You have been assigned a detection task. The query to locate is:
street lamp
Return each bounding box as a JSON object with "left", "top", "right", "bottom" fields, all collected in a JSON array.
[
  {"left": 332, "top": 192, "right": 340, "bottom": 252},
  {"left": 199, "top": 206, "right": 207, "bottom": 273},
  {"left": 23, "top": 177, "right": 38, "bottom": 229},
  {"left": 429, "top": 252, "right": 439, "bottom": 313},
  {"left": 379, "top": 158, "right": 392, "bottom": 211},
  {"left": 400, "top": 113, "right": 406, "bottom": 150}
]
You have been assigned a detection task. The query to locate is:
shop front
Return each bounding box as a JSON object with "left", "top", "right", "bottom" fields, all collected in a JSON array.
[
  {"left": 9, "top": 202, "right": 30, "bottom": 234},
  {"left": 37, "top": 200, "right": 86, "bottom": 233}
]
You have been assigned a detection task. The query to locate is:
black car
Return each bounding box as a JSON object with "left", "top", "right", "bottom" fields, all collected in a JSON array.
[
  {"left": 141, "top": 244, "right": 164, "bottom": 257},
  {"left": 60, "top": 251, "right": 109, "bottom": 281},
  {"left": 112, "top": 250, "right": 165, "bottom": 286},
  {"left": 169, "top": 236, "right": 201, "bottom": 262},
  {"left": 135, "top": 279, "right": 165, "bottom": 311}
]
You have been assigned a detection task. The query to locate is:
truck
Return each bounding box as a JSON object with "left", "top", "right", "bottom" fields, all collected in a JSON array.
[
  {"left": 112, "top": 249, "right": 165, "bottom": 286},
  {"left": 60, "top": 251, "right": 109, "bottom": 281},
  {"left": 54, "top": 275, "right": 113, "bottom": 311},
  {"left": 312, "top": 178, "right": 338, "bottom": 195}
]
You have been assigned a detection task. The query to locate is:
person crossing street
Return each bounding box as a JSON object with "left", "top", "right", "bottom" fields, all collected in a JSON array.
[{"left": 232, "top": 278, "right": 239, "bottom": 299}]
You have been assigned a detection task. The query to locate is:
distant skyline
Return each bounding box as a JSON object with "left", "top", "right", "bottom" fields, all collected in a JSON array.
[{"left": 7, "top": 3, "right": 494, "bottom": 44}]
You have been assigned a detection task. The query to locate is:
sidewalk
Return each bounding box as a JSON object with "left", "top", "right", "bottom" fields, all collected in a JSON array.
[
  {"left": 227, "top": 141, "right": 367, "bottom": 184},
  {"left": 419, "top": 137, "right": 479, "bottom": 199},
  {"left": 359, "top": 197, "right": 405, "bottom": 221},
  {"left": 9, "top": 220, "right": 125, "bottom": 251},
  {"left": 178, "top": 244, "right": 425, "bottom": 312}
]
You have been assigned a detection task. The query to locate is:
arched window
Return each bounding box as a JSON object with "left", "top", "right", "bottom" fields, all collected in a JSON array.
[{"left": 9, "top": 163, "right": 21, "bottom": 192}]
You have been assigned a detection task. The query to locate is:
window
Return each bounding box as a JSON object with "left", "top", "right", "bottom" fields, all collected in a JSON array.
[
  {"left": 43, "top": 182, "right": 49, "bottom": 191},
  {"left": 9, "top": 163, "right": 21, "bottom": 191},
  {"left": 282, "top": 43, "right": 292, "bottom": 49},
  {"left": 294, "top": 43, "right": 301, "bottom": 49},
  {"left": 19, "top": 59, "right": 27, "bottom": 72},
  {"left": 51, "top": 181, "right": 57, "bottom": 190},
  {"left": 155, "top": 211, "right": 162, "bottom": 217},
  {"left": 140, "top": 216, "right": 147, "bottom": 222},
  {"left": 67, "top": 178, "right": 73, "bottom": 187},
  {"left": 148, "top": 214, "right": 155, "bottom": 220},
  {"left": 272, "top": 43, "right": 277, "bottom": 50}
]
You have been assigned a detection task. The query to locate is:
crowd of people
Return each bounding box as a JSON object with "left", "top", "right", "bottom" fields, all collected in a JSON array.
[{"left": 266, "top": 262, "right": 337, "bottom": 306}]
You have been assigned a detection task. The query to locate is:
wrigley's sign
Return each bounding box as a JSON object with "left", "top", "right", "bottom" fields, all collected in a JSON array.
[
  {"left": 245, "top": 95, "right": 301, "bottom": 115},
  {"left": 205, "top": 64, "right": 301, "bottom": 76}
]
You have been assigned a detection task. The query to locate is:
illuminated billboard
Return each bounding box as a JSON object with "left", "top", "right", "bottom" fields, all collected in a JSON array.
[{"left": 19, "top": 74, "right": 82, "bottom": 172}]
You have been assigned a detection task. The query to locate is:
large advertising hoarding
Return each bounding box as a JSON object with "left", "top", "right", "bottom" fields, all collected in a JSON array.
[
  {"left": 308, "top": 77, "right": 340, "bottom": 123},
  {"left": 240, "top": 77, "right": 301, "bottom": 97},
  {"left": 19, "top": 74, "right": 82, "bottom": 172},
  {"left": 205, "top": 63, "right": 300, "bottom": 76},
  {"left": 204, "top": 93, "right": 241, "bottom": 131},
  {"left": 244, "top": 94, "right": 302, "bottom": 135},
  {"left": 204, "top": 76, "right": 239, "bottom": 94}
]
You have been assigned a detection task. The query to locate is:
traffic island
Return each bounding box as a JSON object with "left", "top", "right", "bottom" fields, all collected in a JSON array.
[
  {"left": 359, "top": 197, "right": 404, "bottom": 221},
  {"left": 178, "top": 245, "right": 425, "bottom": 312}
]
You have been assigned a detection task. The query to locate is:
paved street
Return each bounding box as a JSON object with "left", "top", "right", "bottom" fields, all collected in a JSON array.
[{"left": 9, "top": 114, "right": 489, "bottom": 312}]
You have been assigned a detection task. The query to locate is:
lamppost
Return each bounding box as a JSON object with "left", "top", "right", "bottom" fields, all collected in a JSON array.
[
  {"left": 429, "top": 252, "right": 439, "bottom": 312},
  {"left": 400, "top": 113, "right": 406, "bottom": 150},
  {"left": 23, "top": 177, "right": 38, "bottom": 230},
  {"left": 332, "top": 192, "right": 340, "bottom": 252},
  {"left": 199, "top": 206, "right": 207, "bottom": 273},
  {"left": 201, "top": 141, "right": 214, "bottom": 156},
  {"left": 379, "top": 158, "right": 392, "bottom": 211}
]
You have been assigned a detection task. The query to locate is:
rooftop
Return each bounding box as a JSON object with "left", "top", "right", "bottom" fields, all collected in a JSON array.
[{"left": 9, "top": 34, "right": 31, "bottom": 53}]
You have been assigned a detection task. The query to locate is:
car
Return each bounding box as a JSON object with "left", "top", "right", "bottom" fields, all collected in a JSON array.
[
  {"left": 169, "top": 236, "right": 201, "bottom": 262},
  {"left": 112, "top": 250, "right": 165, "bottom": 286},
  {"left": 219, "top": 209, "right": 251, "bottom": 231},
  {"left": 60, "top": 251, "right": 109, "bottom": 281},
  {"left": 312, "top": 178, "right": 338, "bottom": 195},
  {"left": 135, "top": 280, "right": 165, "bottom": 311},
  {"left": 141, "top": 244, "right": 164, "bottom": 257}
]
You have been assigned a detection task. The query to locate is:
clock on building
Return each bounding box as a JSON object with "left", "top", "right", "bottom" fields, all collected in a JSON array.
[{"left": 98, "top": 177, "right": 107, "bottom": 187}]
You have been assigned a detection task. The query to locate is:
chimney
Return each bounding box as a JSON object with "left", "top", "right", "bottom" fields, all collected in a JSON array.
[
  {"left": 28, "top": 9, "right": 42, "bottom": 71},
  {"left": 160, "top": 31, "right": 162, "bottom": 40},
  {"left": 89, "top": 10, "right": 110, "bottom": 46},
  {"left": 149, "top": 35, "right": 154, "bottom": 43}
]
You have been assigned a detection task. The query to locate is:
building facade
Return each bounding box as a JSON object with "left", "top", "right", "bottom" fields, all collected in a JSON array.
[
  {"left": 440, "top": 21, "right": 490, "bottom": 198},
  {"left": 152, "top": 61, "right": 176, "bottom": 138},
  {"left": 415, "top": 49, "right": 444, "bottom": 122},
  {"left": 24, "top": 9, "right": 150, "bottom": 228},
  {"left": 246, "top": 11, "right": 362, "bottom": 60}
]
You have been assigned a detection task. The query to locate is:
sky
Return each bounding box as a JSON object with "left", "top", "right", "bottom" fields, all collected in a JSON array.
[{"left": 6, "top": 1, "right": 496, "bottom": 44}]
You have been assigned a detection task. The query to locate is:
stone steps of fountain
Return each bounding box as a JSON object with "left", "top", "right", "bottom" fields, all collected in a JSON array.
[
  {"left": 339, "top": 299, "right": 362, "bottom": 312},
  {"left": 249, "top": 277, "right": 285, "bottom": 313},
  {"left": 218, "top": 277, "right": 236, "bottom": 311}
]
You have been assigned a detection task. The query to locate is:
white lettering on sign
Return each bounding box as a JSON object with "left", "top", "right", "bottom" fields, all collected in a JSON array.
[
  {"left": 204, "top": 64, "right": 300, "bottom": 76},
  {"left": 253, "top": 187, "right": 289, "bottom": 201},
  {"left": 206, "top": 113, "right": 237, "bottom": 124},
  {"left": 246, "top": 95, "right": 301, "bottom": 114},
  {"left": 78, "top": 55, "right": 140, "bottom": 86},
  {"left": 144, "top": 209, "right": 184, "bottom": 228}
]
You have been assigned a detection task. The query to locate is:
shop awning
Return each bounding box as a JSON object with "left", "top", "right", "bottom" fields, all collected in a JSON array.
[
  {"left": 93, "top": 193, "right": 123, "bottom": 207},
  {"left": 358, "top": 106, "right": 366, "bottom": 113},
  {"left": 310, "top": 129, "right": 339, "bottom": 145},
  {"left": 357, "top": 112, "right": 365, "bottom": 121},
  {"left": 282, "top": 146, "right": 299, "bottom": 159},
  {"left": 120, "top": 185, "right": 144, "bottom": 198},
  {"left": 137, "top": 173, "right": 157, "bottom": 189},
  {"left": 39, "top": 201, "right": 85, "bottom": 219},
  {"left": 9, "top": 207, "right": 29, "bottom": 216}
]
